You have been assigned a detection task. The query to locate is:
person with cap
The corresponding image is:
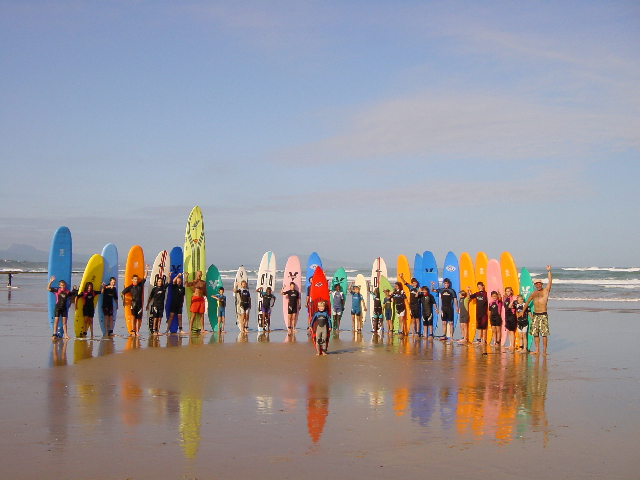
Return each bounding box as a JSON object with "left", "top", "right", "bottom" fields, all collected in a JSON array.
[
  {"left": 431, "top": 278, "right": 458, "bottom": 340},
  {"left": 524, "top": 265, "right": 553, "bottom": 355}
]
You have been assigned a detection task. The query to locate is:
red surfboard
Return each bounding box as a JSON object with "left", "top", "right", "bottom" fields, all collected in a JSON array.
[{"left": 309, "top": 266, "right": 331, "bottom": 352}]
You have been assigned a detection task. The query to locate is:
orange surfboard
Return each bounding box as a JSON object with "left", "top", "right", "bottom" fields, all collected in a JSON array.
[
  {"left": 396, "top": 255, "right": 412, "bottom": 335},
  {"left": 500, "top": 251, "right": 519, "bottom": 347},
  {"left": 459, "top": 252, "right": 476, "bottom": 342},
  {"left": 123, "top": 245, "right": 145, "bottom": 335},
  {"left": 475, "top": 252, "right": 490, "bottom": 344}
]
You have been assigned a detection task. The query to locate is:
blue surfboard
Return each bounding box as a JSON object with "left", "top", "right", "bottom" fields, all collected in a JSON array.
[
  {"left": 422, "top": 251, "right": 439, "bottom": 333},
  {"left": 306, "top": 252, "right": 322, "bottom": 292},
  {"left": 413, "top": 253, "right": 424, "bottom": 336},
  {"left": 443, "top": 251, "right": 460, "bottom": 330},
  {"left": 166, "top": 246, "right": 183, "bottom": 333},
  {"left": 98, "top": 244, "right": 118, "bottom": 335},
  {"left": 47, "top": 226, "right": 72, "bottom": 336}
]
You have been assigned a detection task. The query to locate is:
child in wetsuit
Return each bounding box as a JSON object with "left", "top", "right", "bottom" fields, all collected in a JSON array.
[
  {"left": 77, "top": 282, "right": 100, "bottom": 338},
  {"left": 331, "top": 284, "right": 345, "bottom": 331},
  {"left": 234, "top": 280, "right": 251, "bottom": 333},
  {"left": 48, "top": 276, "right": 78, "bottom": 339},
  {"left": 165, "top": 273, "right": 186, "bottom": 334},
  {"left": 281, "top": 282, "right": 301, "bottom": 332},
  {"left": 488, "top": 291, "right": 503, "bottom": 346},
  {"left": 457, "top": 290, "right": 470, "bottom": 343},
  {"left": 431, "top": 278, "right": 458, "bottom": 340},
  {"left": 348, "top": 282, "right": 367, "bottom": 333},
  {"left": 121, "top": 265, "right": 149, "bottom": 336},
  {"left": 101, "top": 277, "right": 118, "bottom": 336},
  {"left": 468, "top": 282, "right": 489, "bottom": 344},
  {"left": 503, "top": 287, "right": 517, "bottom": 349},
  {"left": 212, "top": 286, "right": 226, "bottom": 333},
  {"left": 383, "top": 289, "right": 393, "bottom": 333},
  {"left": 310, "top": 301, "right": 330, "bottom": 355},
  {"left": 147, "top": 276, "right": 168, "bottom": 335},
  {"left": 514, "top": 294, "right": 529, "bottom": 352},
  {"left": 368, "top": 284, "right": 383, "bottom": 334},
  {"left": 419, "top": 286, "right": 437, "bottom": 337},
  {"left": 400, "top": 274, "right": 421, "bottom": 336},
  {"left": 391, "top": 282, "right": 407, "bottom": 335},
  {"left": 256, "top": 286, "right": 276, "bottom": 332}
]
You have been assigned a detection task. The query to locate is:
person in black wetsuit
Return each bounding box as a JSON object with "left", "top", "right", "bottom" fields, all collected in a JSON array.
[
  {"left": 120, "top": 264, "right": 149, "bottom": 336},
  {"left": 101, "top": 277, "right": 118, "bottom": 336},
  {"left": 234, "top": 280, "right": 251, "bottom": 333},
  {"left": 47, "top": 276, "right": 78, "bottom": 339},
  {"left": 256, "top": 286, "right": 276, "bottom": 332},
  {"left": 488, "top": 290, "right": 503, "bottom": 346},
  {"left": 77, "top": 282, "right": 100, "bottom": 338},
  {"left": 367, "top": 284, "right": 383, "bottom": 334},
  {"left": 310, "top": 301, "right": 331, "bottom": 355},
  {"left": 468, "top": 282, "right": 489, "bottom": 344},
  {"left": 431, "top": 278, "right": 458, "bottom": 341},
  {"left": 165, "top": 273, "right": 186, "bottom": 334},
  {"left": 391, "top": 282, "right": 407, "bottom": 335},
  {"left": 147, "top": 276, "right": 169, "bottom": 335},
  {"left": 281, "top": 282, "right": 301, "bottom": 333},
  {"left": 503, "top": 286, "right": 518, "bottom": 349},
  {"left": 418, "top": 286, "right": 437, "bottom": 337}
]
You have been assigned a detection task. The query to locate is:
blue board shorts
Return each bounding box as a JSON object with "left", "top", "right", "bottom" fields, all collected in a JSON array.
[{"left": 218, "top": 307, "right": 225, "bottom": 318}]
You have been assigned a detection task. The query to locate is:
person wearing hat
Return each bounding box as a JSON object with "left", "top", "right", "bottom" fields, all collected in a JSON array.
[{"left": 524, "top": 265, "right": 553, "bottom": 355}]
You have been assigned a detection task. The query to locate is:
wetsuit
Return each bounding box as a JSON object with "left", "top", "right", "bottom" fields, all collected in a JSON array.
[
  {"left": 419, "top": 291, "right": 436, "bottom": 326},
  {"left": 331, "top": 290, "right": 344, "bottom": 315},
  {"left": 101, "top": 285, "right": 118, "bottom": 316},
  {"left": 50, "top": 287, "right": 76, "bottom": 318},
  {"left": 350, "top": 291, "right": 364, "bottom": 316},
  {"left": 391, "top": 290, "right": 407, "bottom": 316},
  {"left": 371, "top": 293, "right": 383, "bottom": 328},
  {"left": 503, "top": 295, "right": 517, "bottom": 332},
  {"left": 283, "top": 289, "right": 300, "bottom": 314},
  {"left": 489, "top": 299, "right": 503, "bottom": 327},
  {"left": 121, "top": 279, "right": 146, "bottom": 320},
  {"left": 311, "top": 310, "right": 330, "bottom": 350},
  {"left": 169, "top": 284, "right": 185, "bottom": 314},
  {"left": 383, "top": 296, "right": 393, "bottom": 321},
  {"left": 515, "top": 302, "right": 529, "bottom": 332},
  {"left": 470, "top": 290, "right": 488, "bottom": 329},
  {"left": 433, "top": 287, "right": 457, "bottom": 323},
  {"left": 459, "top": 297, "right": 469, "bottom": 324},
  {"left": 237, "top": 288, "right": 251, "bottom": 312},
  {"left": 79, "top": 290, "right": 100, "bottom": 318},
  {"left": 403, "top": 282, "right": 421, "bottom": 319},
  {"left": 148, "top": 283, "right": 168, "bottom": 318},
  {"left": 215, "top": 294, "right": 226, "bottom": 317},
  {"left": 259, "top": 292, "right": 275, "bottom": 314}
]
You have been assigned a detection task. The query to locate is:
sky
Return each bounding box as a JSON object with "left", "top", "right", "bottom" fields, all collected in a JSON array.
[{"left": 1, "top": 0, "right": 639, "bottom": 268}]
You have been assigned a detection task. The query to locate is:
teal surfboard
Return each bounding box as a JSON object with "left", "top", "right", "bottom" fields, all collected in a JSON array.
[
  {"left": 206, "top": 264, "right": 223, "bottom": 331},
  {"left": 519, "top": 267, "right": 534, "bottom": 351}
]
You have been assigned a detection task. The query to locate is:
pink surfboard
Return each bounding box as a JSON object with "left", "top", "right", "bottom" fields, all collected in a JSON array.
[
  {"left": 486, "top": 259, "right": 506, "bottom": 346},
  {"left": 282, "top": 256, "right": 302, "bottom": 329}
]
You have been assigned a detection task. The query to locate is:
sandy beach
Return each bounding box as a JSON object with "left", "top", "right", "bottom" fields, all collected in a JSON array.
[{"left": 1, "top": 277, "right": 638, "bottom": 479}]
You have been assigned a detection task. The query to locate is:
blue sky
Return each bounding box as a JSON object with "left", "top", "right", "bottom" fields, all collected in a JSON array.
[{"left": 1, "top": 0, "right": 638, "bottom": 268}]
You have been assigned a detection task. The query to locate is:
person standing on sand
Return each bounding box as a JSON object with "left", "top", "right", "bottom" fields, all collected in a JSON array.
[
  {"left": 467, "top": 282, "right": 489, "bottom": 344},
  {"left": 120, "top": 264, "right": 149, "bottom": 336},
  {"left": 48, "top": 276, "right": 78, "bottom": 339},
  {"left": 524, "top": 266, "right": 553, "bottom": 355},
  {"left": 186, "top": 270, "right": 207, "bottom": 334}
]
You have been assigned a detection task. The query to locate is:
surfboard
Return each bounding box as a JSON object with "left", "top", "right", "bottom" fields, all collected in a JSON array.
[
  {"left": 413, "top": 254, "right": 423, "bottom": 336},
  {"left": 370, "top": 258, "right": 387, "bottom": 331},
  {"left": 48, "top": 226, "right": 72, "bottom": 336},
  {"left": 486, "top": 259, "right": 504, "bottom": 346},
  {"left": 282, "top": 256, "right": 302, "bottom": 330},
  {"left": 422, "top": 251, "right": 439, "bottom": 333},
  {"left": 123, "top": 245, "right": 145, "bottom": 335},
  {"left": 234, "top": 266, "right": 248, "bottom": 328},
  {"left": 166, "top": 247, "right": 183, "bottom": 333},
  {"left": 330, "top": 267, "right": 348, "bottom": 330},
  {"left": 184, "top": 206, "right": 206, "bottom": 330},
  {"left": 256, "top": 251, "right": 276, "bottom": 331},
  {"left": 306, "top": 252, "right": 322, "bottom": 323},
  {"left": 459, "top": 252, "right": 476, "bottom": 342},
  {"left": 147, "top": 250, "right": 170, "bottom": 333},
  {"left": 206, "top": 264, "right": 223, "bottom": 331},
  {"left": 500, "top": 251, "right": 520, "bottom": 347},
  {"left": 378, "top": 275, "right": 395, "bottom": 332},
  {"left": 519, "top": 267, "right": 535, "bottom": 351},
  {"left": 74, "top": 254, "right": 104, "bottom": 337},
  {"left": 308, "top": 266, "right": 330, "bottom": 351},
  {"left": 443, "top": 251, "right": 460, "bottom": 335},
  {"left": 354, "top": 273, "right": 368, "bottom": 331},
  {"left": 98, "top": 243, "right": 118, "bottom": 336},
  {"left": 475, "top": 252, "right": 489, "bottom": 344},
  {"left": 396, "top": 255, "right": 412, "bottom": 335}
]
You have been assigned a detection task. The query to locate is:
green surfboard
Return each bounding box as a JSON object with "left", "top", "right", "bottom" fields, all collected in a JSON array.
[
  {"left": 206, "top": 264, "right": 223, "bottom": 331},
  {"left": 519, "top": 267, "right": 534, "bottom": 351},
  {"left": 379, "top": 275, "right": 397, "bottom": 333},
  {"left": 330, "top": 268, "right": 348, "bottom": 330}
]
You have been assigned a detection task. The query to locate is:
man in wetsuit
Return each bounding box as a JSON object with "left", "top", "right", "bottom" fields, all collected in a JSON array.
[
  {"left": 186, "top": 270, "right": 207, "bottom": 334},
  {"left": 281, "top": 282, "right": 301, "bottom": 332},
  {"left": 166, "top": 273, "right": 186, "bottom": 334},
  {"left": 431, "top": 278, "right": 458, "bottom": 340},
  {"left": 467, "top": 281, "right": 489, "bottom": 344},
  {"left": 120, "top": 264, "right": 149, "bottom": 336},
  {"left": 524, "top": 265, "right": 553, "bottom": 355}
]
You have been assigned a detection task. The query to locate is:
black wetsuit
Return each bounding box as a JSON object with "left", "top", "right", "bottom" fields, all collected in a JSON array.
[
  {"left": 489, "top": 300, "right": 502, "bottom": 327},
  {"left": 170, "top": 284, "right": 185, "bottom": 314},
  {"left": 238, "top": 288, "right": 251, "bottom": 310},
  {"left": 148, "top": 283, "right": 168, "bottom": 317},
  {"left": 283, "top": 289, "right": 300, "bottom": 314},
  {"left": 404, "top": 283, "right": 421, "bottom": 319},
  {"left": 102, "top": 285, "right": 118, "bottom": 316},
  {"left": 50, "top": 287, "right": 76, "bottom": 317},
  {"left": 419, "top": 292, "right": 436, "bottom": 325},
  {"left": 391, "top": 290, "right": 407, "bottom": 314},
  {"left": 80, "top": 290, "right": 100, "bottom": 318},
  {"left": 503, "top": 296, "right": 517, "bottom": 332},
  {"left": 121, "top": 279, "right": 146, "bottom": 320},
  {"left": 470, "top": 290, "right": 488, "bottom": 329},
  {"left": 434, "top": 287, "right": 457, "bottom": 323}
]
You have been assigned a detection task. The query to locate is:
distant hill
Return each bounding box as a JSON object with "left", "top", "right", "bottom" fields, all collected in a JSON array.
[{"left": 0, "top": 244, "right": 90, "bottom": 264}]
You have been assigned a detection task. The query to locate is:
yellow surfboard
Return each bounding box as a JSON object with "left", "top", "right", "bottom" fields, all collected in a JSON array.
[
  {"left": 184, "top": 206, "right": 206, "bottom": 330},
  {"left": 123, "top": 245, "right": 145, "bottom": 335},
  {"left": 74, "top": 254, "right": 104, "bottom": 337},
  {"left": 459, "top": 252, "right": 476, "bottom": 342},
  {"left": 396, "top": 255, "right": 412, "bottom": 335},
  {"left": 500, "top": 251, "right": 520, "bottom": 347},
  {"left": 475, "top": 252, "right": 490, "bottom": 344}
]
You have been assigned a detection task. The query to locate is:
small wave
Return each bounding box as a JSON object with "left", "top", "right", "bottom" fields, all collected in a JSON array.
[
  {"left": 552, "top": 297, "right": 640, "bottom": 302},
  {"left": 552, "top": 279, "right": 640, "bottom": 286},
  {"left": 562, "top": 267, "right": 640, "bottom": 272}
]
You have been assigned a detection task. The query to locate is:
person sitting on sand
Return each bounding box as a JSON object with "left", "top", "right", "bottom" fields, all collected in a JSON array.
[
  {"left": 348, "top": 282, "right": 367, "bottom": 333},
  {"left": 186, "top": 270, "right": 207, "bottom": 334},
  {"left": 48, "top": 276, "right": 78, "bottom": 339},
  {"left": 524, "top": 266, "right": 553, "bottom": 355},
  {"left": 310, "top": 300, "right": 330, "bottom": 355}
]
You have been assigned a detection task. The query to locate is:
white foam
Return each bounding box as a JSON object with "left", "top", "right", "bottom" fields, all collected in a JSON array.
[
  {"left": 551, "top": 297, "right": 640, "bottom": 302},
  {"left": 552, "top": 279, "right": 640, "bottom": 286},
  {"left": 562, "top": 267, "right": 640, "bottom": 272}
]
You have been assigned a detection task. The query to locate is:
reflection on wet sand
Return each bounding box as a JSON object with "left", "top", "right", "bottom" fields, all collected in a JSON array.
[
  {"left": 180, "top": 396, "right": 202, "bottom": 459},
  {"left": 306, "top": 360, "right": 329, "bottom": 446}
]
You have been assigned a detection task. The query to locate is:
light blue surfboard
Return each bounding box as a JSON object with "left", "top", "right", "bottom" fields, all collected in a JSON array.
[
  {"left": 413, "top": 253, "right": 424, "bottom": 336},
  {"left": 98, "top": 243, "right": 118, "bottom": 335},
  {"left": 422, "top": 251, "right": 439, "bottom": 333},
  {"left": 47, "top": 226, "right": 72, "bottom": 336},
  {"left": 167, "top": 246, "right": 183, "bottom": 333},
  {"left": 443, "top": 251, "right": 460, "bottom": 330}
]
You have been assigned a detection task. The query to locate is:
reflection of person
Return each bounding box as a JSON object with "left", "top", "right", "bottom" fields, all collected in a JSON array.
[
  {"left": 524, "top": 266, "right": 553, "bottom": 355},
  {"left": 310, "top": 301, "right": 330, "bottom": 355},
  {"left": 48, "top": 276, "right": 78, "bottom": 339},
  {"left": 186, "top": 271, "right": 207, "bottom": 334},
  {"left": 120, "top": 264, "right": 149, "bottom": 336},
  {"left": 281, "top": 282, "right": 301, "bottom": 332}
]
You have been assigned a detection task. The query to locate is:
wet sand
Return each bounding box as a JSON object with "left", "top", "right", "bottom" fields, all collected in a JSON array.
[{"left": 1, "top": 281, "right": 638, "bottom": 479}]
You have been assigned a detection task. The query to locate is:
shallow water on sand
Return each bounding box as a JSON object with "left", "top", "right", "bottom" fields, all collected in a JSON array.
[{"left": 0, "top": 283, "right": 638, "bottom": 479}]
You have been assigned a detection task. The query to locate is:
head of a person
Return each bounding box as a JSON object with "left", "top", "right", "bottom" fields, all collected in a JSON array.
[
  {"left": 266, "top": 287, "right": 272, "bottom": 295},
  {"left": 517, "top": 294, "right": 524, "bottom": 302},
  {"left": 196, "top": 270, "right": 203, "bottom": 279},
  {"left": 459, "top": 290, "right": 467, "bottom": 298},
  {"left": 85, "top": 282, "right": 93, "bottom": 292},
  {"left": 109, "top": 277, "right": 116, "bottom": 286},
  {"left": 505, "top": 287, "right": 513, "bottom": 296},
  {"left": 353, "top": 285, "right": 360, "bottom": 293},
  {"left": 240, "top": 280, "right": 247, "bottom": 288},
  {"left": 334, "top": 284, "right": 341, "bottom": 291},
  {"left": 317, "top": 300, "right": 326, "bottom": 311},
  {"left": 384, "top": 289, "right": 391, "bottom": 297},
  {"left": 443, "top": 278, "right": 451, "bottom": 288},
  {"left": 156, "top": 277, "right": 163, "bottom": 287},
  {"left": 491, "top": 290, "right": 498, "bottom": 300},
  {"left": 290, "top": 282, "right": 296, "bottom": 290},
  {"left": 477, "top": 281, "right": 485, "bottom": 291},
  {"left": 218, "top": 287, "right": 224, "bottom": 293},
  {"left": 58, "top": 280, "right": 66, "bottom": 289},
  {"left": 132, "top": 274, "right": 139, "bottom": 285},
  {"left": 395, "top": 282, "right": 403, "bottom": 291},
  {"left": 420, "top": 286, "right": 429, "bottom": 294},
  {"left": 175, "top": 276, "right": 182, "bottom": 285},
  {"left": 534, "top": 279, "right": 543, "bottom": 290},
  {"left": 411, "top": 277, "right": 418, "bottom": 287}
]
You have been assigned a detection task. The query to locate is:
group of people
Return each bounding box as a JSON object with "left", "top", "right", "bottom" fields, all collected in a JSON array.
[{"left": 48, "top": 265, "right": 553, "bottom": 356}]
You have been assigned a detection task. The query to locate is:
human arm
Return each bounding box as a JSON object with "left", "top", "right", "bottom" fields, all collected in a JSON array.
[
  {"left": 47, "top": 276, "right": 55, "bottom": 290},
  {"left": 546, "top": 265, "right": 552, "bottom": 292},
  {"left": 143, "top": 263, "right": 150, "bottom": 280}
]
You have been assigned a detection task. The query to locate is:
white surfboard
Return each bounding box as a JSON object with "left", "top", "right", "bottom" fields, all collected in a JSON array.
[
  {"left": 148, "top": 250, "right": 170, "bottom": 333},
  {"left": 234, "top": 266, "right": 248, "bottom": 327},
  {"left": 256, "top": 252, "right": 276, "bottom": 331},
  {"left": 370, "top": 257, "right": 387, "bottom": 330}
]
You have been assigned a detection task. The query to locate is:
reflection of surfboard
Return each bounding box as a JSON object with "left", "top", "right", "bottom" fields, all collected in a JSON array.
[
  {"left": 422, "top": 251, "right": 439, "bottom": 333},
  {"left": 443, "top": 252, "right": 460, "bottom": 333},
  {"left": 396, "top": 255, "right": 412, "bottom": 335},
  {"left": 459, "top": 253, "right": 476, "bottom": 342},
  {"left": 330, "top": 267, "right": 347, "bottom": 329},
  {"left": 48, "top": 226, "right": 72, "bottom": 336},
  {"left": 166, "top": 247, "right": 183, "bottom": 333},
  {"left": 256, "top": 252, "right": 276, "bottom": 331},
  {"left": 370, "top": 258, "right": 387, "bottom": 331},
  {"left": 184, "top": 206, "right": 206, "bottom": 329},
  {"left": 475, "top": 252, "right": 489, "bottom": 343},
  {"left": 486, "top": 259, "right": 503, "bottom": 346},
  {"left": 378, "top": 275, "right": 395, "bottom": 332},
  {"left": 500, "top": 252, "right": 519, "bottom": 347},
  {"left": 98, "top": 244, "right": 118, "bottom": 336},
  {"left": 309, "top": 266, "right": 330, "bottom": 351},
  {"left": 74, "top": 254, "right": 104, "bottom": 337},
  {"left": 282, "top": 256, "right": 302, "bottom": 329},
  {"left": 234, "top": 266, "right": 248, "bottom": 327},
  {"left": 148, "top": 250, "right": 170, "bottom": 333},
  {"left": 123, "top": 246, "right": 145, "bottom": 335},
  {"left": 519, "top": 268, "right": 535, "bottom": 351},
  {"left": 206, "top": 264, "right": 223, "bottom": 331}
]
